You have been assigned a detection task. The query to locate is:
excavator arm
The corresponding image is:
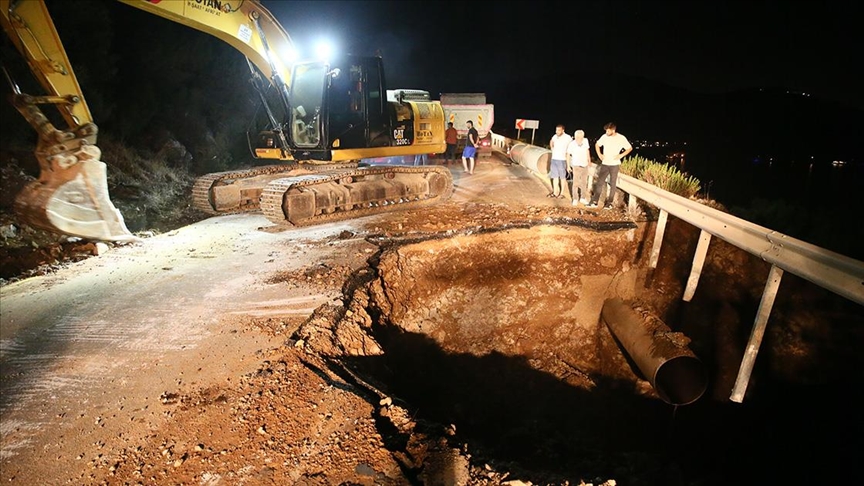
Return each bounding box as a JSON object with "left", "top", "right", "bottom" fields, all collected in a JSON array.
[
  {"left": 116, "top": 0, "right": 300, "bottom": 161},
  {"left": 1, "top": 0, "right": 297, "bottom": 136},
  {"left": 117, "top": 0, "right": 294, "bottom": 86},
  {"left": 1, "top": 0, "right": 135, "bottom": 241}
]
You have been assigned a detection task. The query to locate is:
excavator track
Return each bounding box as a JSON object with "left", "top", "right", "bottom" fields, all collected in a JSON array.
[
  {"left": 191, "top": 162, "right": 358, "bottom": 215},
  {"left": 259, "top": 165, "right": 453, "bottom": 226}
]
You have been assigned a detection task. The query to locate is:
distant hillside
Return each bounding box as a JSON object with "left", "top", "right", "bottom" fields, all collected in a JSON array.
[{"left": 694, "top": 87, "right": 863, "bottom": 161}]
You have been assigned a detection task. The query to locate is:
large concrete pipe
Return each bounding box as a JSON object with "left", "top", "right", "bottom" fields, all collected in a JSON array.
[
  {"left": 508, "top": 143, "right": 528, "bottom": 164},
  {"left": 508, "top": 143, "right": 551, "bottom": 176},
  {"left": 602, "top": 298, "right": 708, "bottom": 405}
]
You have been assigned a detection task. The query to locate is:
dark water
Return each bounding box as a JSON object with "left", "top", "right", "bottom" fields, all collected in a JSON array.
[{"left": 635, "top": 144, "right": 864, "bottom": 260}]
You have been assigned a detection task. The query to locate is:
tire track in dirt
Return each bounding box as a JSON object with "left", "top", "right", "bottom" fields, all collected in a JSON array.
[{"left": 0, "top": 214, "right": 360, "bottom": 483}]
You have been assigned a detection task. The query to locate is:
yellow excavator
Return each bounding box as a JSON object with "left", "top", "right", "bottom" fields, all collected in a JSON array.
[{"left": 0, "top": 0, "right": 451, "bottom": 241}]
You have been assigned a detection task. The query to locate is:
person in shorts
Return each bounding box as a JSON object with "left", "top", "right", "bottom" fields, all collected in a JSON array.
[
  {"left": 548, "top": 124, "right": 572, "bottom": 199},
  {"left": 462, "top": 120, "right": 480, "bottom": 174}
]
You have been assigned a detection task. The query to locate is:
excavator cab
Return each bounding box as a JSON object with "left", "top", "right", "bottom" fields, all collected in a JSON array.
[
  {"left": 285, "top": 55, "right": 443, "bottom": 164},
  {"left": 251, "top": 56, "right": 390, "bottom": 161},
  {"left": 288, "top": 56, "right": 388, "bottom": 161}
]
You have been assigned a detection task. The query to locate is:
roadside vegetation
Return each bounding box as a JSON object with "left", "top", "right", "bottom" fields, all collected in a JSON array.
[
  {"left": 99, "top": 137, "right": 200, "bottom": 233},
  {"left": 620, "top": 154, "right": 701, "bottom": 198}
]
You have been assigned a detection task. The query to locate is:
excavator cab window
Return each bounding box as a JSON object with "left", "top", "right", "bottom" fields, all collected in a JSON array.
[
  {"left": 365, "top": 58, "right": 388, "bottom": 147},
  {"left": 325, "top": 62, "right": 366, "bottom": 149},
  {"left": 349, "top": 66, "right": 363, "bottom": 113},
  {"left": 321, "top": 56, "right": 388, "bottom": 150},
  {"left": 288, "top": 63, "right": 326, "bottom": 148},
  {"left": 291, "top": 56, "right": 389, "bottom": 155}
]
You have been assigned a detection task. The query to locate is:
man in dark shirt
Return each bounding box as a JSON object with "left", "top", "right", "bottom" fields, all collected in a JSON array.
[
  {"left": 462, "top": 120, "right": 480, "bottom": 174},
  {"left": 444, "top": 122, "right": 458, "bottom": 165}
]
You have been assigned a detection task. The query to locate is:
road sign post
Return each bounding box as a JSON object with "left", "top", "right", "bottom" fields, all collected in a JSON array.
[{"left": 516, "top": 119, "right": 539, "bottom": 144}]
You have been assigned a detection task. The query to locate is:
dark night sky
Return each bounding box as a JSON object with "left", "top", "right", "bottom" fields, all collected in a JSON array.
[{"left": 267, "top": 1, "right": 862, "bottom": 110}]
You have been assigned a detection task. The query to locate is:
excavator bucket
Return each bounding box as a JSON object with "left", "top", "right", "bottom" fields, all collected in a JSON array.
[
  {"left": 13, "top": 119, "right": 137, "bottom": 242},
  {"left": 1, "top": 0, "right": 136, "bottom": 243},
  {"left": 16, "top": 159, "right": 136, "bottom": 242}
]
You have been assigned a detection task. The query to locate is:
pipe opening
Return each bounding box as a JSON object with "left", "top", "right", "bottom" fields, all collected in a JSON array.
[{"left": 654, "top": 355, "right": 708, "bottom": 405}]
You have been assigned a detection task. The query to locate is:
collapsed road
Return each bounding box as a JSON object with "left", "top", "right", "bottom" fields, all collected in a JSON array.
[{"left": 2, "top": 154, "right": 862, "bottom": 485}]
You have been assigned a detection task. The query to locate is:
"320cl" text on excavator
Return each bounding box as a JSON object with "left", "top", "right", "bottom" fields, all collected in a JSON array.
[{"left": 0, "top": 0, "right": 453, "bottom": 241}]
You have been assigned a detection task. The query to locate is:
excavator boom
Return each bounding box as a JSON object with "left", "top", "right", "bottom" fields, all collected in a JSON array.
[{"left": 116, "top": 0, "right": 294, "bottom": 96}]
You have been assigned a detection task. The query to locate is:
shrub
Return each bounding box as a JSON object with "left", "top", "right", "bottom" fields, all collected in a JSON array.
[
  {"left": 620, "top": 155, "right": 701, "bottom": 198},
  {"left": 98, "top": 137, "right": 195, "bottom": 231}
]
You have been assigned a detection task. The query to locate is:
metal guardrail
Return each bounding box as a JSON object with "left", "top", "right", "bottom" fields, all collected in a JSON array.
[
  {"left": 617, "top": 175, "right": 864, "bottom": 305},
  {"left": 490, "top": 131, "right": 864, "bottom": 402},
  {"left": 491, "top": 131, "right": 864, "bottom": 305}
]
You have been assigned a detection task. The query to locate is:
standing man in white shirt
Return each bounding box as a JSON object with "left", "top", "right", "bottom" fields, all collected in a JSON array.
[
  {"left": 588, "top": 122, "right": 632, "bottom": 209},
  {"left": 566, "top": 129, "right": 592, "bottom": 205},
  {"left": 548, "top": 124, "right": 573, "bottom": 199}
]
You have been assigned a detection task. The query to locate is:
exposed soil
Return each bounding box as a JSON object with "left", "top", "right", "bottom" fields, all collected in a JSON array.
[{"left": 2, "top": 156, "right": 862, "bottom": 485}]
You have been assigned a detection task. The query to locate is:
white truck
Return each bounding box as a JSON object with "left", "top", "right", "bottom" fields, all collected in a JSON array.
[{"left": 440, "top": 93, "right": 495, "bottom": 158}]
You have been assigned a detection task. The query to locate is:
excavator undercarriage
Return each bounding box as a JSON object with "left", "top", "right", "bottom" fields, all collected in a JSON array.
[{"left": 192, "top": 163, "right": 453, "bottom": 226}]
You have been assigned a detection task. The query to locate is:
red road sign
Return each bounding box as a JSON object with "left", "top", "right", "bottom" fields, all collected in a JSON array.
[{"left": 515, "top": 119, "right": 525, "bottom": 130}]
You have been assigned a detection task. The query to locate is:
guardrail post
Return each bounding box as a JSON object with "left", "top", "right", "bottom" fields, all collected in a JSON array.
[
  {"left": 627, "top": 193, "right": 640, "bottom": 219},
  {"left": 683, "top": 229, "right": 712, "bottom": 302},
  {"left": 649, "top": 209, "right": 668, "bottom": 270},
  {"left": 730, "top": 264, "right": 785, "bottom": 403}
]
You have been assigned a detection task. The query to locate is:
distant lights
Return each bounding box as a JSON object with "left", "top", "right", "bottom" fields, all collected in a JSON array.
[{"left": 632, "top": 139, "right": 686, "bottom": 148}]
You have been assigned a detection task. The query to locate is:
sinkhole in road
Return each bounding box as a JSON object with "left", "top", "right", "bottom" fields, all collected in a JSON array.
[
  {"left": 346, "top": 225, "right": 687, "bottom": 472},
  {"left": 322, "top": 221, "right": 864, "bottom": 481}
]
